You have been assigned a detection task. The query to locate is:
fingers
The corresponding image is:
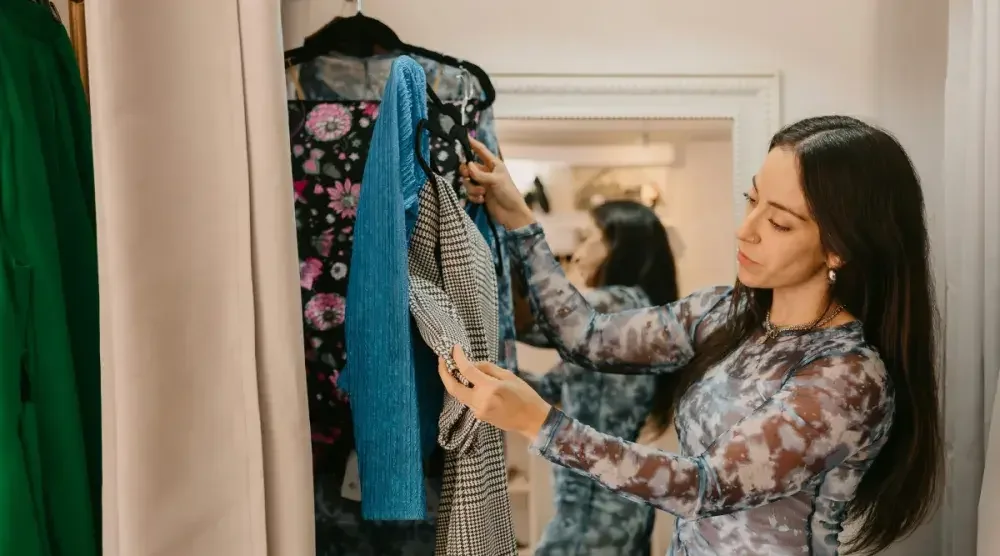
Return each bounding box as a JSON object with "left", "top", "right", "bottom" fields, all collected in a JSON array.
[
  {"left": 463, "top": 180, "right": 487, "bottom": 201},
  {"left": 468, "top": 136, "right": 499, "bottom": 168},
  {"left": 451, "top": 344, "right": 495, "bottom": 386},
  {"left": 465, "top": 161, "right": 495, "bottom": 185},
  {"left": 438, "top": 356, "right": 472, "bottom": 404},
  {"left": 475, "top": 361, "right": 512, "bottom": 380}
]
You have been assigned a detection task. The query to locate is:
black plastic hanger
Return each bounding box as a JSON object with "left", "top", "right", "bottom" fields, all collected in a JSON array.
[
  {"left": 291, "top": 12, "right": 402, "bottom": 60},
  {"left": 415, "top": 87, "right": 505, "bottom": 276},
  {"left": 424, "top": 83, "right": 485, "bottom": 175},
  {"left": 283, "top": 11, "right": 495, "bottom": 107}
]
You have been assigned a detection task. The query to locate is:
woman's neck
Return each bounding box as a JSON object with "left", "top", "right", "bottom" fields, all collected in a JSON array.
[{"left": 768, "top": 277, "right": 833, "bottom": 327}]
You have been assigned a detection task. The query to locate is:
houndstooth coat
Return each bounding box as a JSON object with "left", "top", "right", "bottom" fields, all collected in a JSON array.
[{"left": 408, "top": 172, "right": 517, "bottom": 555}]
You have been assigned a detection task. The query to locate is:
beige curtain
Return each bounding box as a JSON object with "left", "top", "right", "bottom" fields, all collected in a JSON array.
[
  {"left": 86, "top": 1, "right": 314, "bottom": 555},
  {"left": 983, "top": 383, "right": 1000, "bottom": 554},
  {"left": 942, "top": 0, "right": 1000, "bottom": 553}
]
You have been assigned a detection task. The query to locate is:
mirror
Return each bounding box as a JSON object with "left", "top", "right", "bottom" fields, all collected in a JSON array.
[{"left": 497, "top": 117, "right": 736, "bottom": 555}]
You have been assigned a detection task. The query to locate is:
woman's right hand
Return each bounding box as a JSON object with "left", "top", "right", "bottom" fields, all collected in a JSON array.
[{"left": 461, "top": 137, "right": 536, "bottom": 230}]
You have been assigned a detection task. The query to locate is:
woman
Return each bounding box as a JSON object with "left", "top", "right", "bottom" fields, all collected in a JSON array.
[
  {"left": 449, "top": 115, "right": 942, "bottom": 555},
  {"left": 519, "top": 200, "right": 679, "bottom": 556}
]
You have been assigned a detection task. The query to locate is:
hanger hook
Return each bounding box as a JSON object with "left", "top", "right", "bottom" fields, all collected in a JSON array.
[
  {"left": 347, "top": 0, "right": 363, "bottom": 15},
  {"left": 456, "top": 69, "right": 476, "bottom": 126}
]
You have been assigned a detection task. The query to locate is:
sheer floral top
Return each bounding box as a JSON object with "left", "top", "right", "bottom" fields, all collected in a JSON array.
[{"left": 507, "top": 223, "right": 895, "bottom": 556}]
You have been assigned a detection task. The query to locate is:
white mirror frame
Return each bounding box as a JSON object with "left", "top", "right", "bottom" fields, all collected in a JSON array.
[{"left": 490, "top": 74, "right": 782, "bottom": 229}]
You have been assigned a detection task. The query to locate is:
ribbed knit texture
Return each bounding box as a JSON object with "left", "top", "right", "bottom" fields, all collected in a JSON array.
[{"left": 342, "top": 56, "right": 431, "bottom": 520}]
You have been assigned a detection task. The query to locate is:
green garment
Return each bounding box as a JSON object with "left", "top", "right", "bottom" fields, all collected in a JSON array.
[{"left": 0, "top": 2, "right": 101, "bottom": 555}]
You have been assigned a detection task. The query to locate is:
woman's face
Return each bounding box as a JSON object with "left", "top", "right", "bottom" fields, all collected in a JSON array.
[
  {"left": 736, "top": 147, "right": 840, "bottom": 289},
  {"left": 570, "top": 222, "right": 609, "bottom": 285}
]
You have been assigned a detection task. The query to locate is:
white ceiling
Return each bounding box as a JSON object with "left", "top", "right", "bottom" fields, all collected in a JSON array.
[{"left": 495, "top": 118, "right": 732, "bottom": 146}]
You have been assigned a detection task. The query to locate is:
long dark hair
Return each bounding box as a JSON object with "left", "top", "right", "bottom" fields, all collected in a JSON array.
[
  {"left": 648, "top": 115, "right": 942, "bottom": 554},
  {"left": 589, "top": 200, "right": 679, "bottom": 306}
]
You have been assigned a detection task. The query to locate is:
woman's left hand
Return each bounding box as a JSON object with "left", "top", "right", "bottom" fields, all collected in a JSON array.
[{"left": 438, "top": 345, "right": 552, "bottom": 440}]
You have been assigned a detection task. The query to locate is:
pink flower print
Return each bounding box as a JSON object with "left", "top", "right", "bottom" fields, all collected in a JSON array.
[
  {"left": 300, "top": 258, "right": 323, "bottom": 290},
  {"left": 362, "top": 103, "right": 379, "bottom": 119},
  {"left": 338, "top": 152, "right": 347, "bottom": 160},
  {"left": 327, "top": 179, "right": 360, "bottom": 219},
  {"left": 304, "top": 293, "right": 346, "bottom": 330},
  {"left": 293, "top": 179, "right": 308, "bottom": 203},
  {"left": 313, "top": 228, "right": 334, "bottom": 257},
  {"left": 305, "top": 103, "right": 352, "bottom": 141},
  {"left": 302, "top": 158, "right": 319, "bottom": 175},
  {"left": 292, "top": 144, "right": 305, "bottom": 157}
]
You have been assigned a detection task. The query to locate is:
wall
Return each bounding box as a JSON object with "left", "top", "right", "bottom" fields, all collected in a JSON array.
[
  {"left": 281, "top": 1, "right": 951, "bottom": 553},
  {"left": 284, "top": 0, "right": 880, "bottom": 122},
  {"left": 663, "top": 140, "right": 736, "bottom": 294}
]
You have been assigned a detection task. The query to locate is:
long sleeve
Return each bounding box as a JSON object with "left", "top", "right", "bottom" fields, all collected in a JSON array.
[
  {"left": 342, "top": 56, "right": 429, "bottom": 520},
  {"left": 529, "top": 351, "right": 894, "bottom": 519},
  {"left": 523, "top": 285, "right": 656, "bottom": 405},
  {"left": 518, "top": 286, "right": 651, "bottom": 349},
  {"left": 507, "top": 223, "right": 731, "bottom": 374}
]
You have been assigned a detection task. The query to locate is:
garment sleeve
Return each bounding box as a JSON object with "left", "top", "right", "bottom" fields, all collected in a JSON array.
[
  {"left": 517, "top": 287, "right": 632, "bottom": 349},
  {"left": 528, "top": 351, "right": 894, "bottom": 518},
  {"left": 507, "top": 223, "right": 731, "bottom": 374}
]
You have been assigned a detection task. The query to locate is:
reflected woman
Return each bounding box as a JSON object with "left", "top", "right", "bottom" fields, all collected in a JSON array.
[
  {"left": 451, "top": 115, "right": 942, "bottom": 555},
  {"left": 518, "top": 200, "right": 678, "bottom": 556}
]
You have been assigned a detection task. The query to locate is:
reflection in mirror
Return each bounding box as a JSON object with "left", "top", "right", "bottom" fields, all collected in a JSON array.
[{"left": 497, "top": 117, "right": 735, "bottom": 556}]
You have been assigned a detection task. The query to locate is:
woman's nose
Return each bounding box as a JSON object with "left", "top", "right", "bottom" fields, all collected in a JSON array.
[{"left": 736, "top": 214, "right": 760, "bottom": 245}]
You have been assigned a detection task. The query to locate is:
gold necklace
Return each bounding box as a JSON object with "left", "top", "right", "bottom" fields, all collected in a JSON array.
[{"left": 759, "top": 305, "right": 844, "bottom": 344}]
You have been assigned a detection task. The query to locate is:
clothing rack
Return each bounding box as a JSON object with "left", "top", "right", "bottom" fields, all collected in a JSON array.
[{"left": 68, "top": 0, "right": 89, "bottom": 100}]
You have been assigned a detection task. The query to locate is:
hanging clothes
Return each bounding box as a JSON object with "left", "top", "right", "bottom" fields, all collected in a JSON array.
[
  {"left": 408, "top": 138, "right": 517, "bottom": 556},
  {"left": 340, "top": 56, "right": 431, "bottom": 521},
  {"left": 287, "top": 51, "right": 506, "bottom": 555},
  {"left": 290, "top": 51, "right": 518, "bottom": 373},
  {"left": 0, "top": 2, "right": 100, "bottom": 556}
]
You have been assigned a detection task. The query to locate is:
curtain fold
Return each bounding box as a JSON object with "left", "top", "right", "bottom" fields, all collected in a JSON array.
[
  {"left": 86, "top": 1, "right": 314, "bottom": 555},
  {"left": 942, "top": 0, "right": 1000, "bottom": 553},
  {"left": 984, "top": 379, "right": 1000, "bottom": 553}
]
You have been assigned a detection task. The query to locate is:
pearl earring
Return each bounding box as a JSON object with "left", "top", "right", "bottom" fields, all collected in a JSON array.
[{"left": 828, "top": 269, "right": 837, "bottom": 284}]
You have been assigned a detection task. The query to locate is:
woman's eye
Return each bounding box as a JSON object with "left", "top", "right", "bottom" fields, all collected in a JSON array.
[
  {"left": 769, "top": 220, "right": 791, "bottom": 232},
  {"left": 743, "top": 192, "right": 757, "bottom": 206}
]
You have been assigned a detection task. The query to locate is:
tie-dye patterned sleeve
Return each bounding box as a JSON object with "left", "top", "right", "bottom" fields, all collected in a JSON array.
[
  {"left": 529, "top": 350, "right": 894, "bottom": 518},
  {"left": 506, "top": 223, "right": 731, "bottom": 374}
]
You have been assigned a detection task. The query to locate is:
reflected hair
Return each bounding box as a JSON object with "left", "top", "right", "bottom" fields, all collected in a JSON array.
[{"left": 589, "top": 200, "right": 679, "bottom": 306}]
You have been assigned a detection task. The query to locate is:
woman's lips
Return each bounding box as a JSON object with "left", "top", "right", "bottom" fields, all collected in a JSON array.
[{"left": 737, "top": 250, "right": 758, "bottom": 266}]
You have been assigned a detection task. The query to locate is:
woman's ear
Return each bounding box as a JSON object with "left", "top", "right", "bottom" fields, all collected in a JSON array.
[{"left": 826, "top": 252, "right": 844, "bottom": 271}]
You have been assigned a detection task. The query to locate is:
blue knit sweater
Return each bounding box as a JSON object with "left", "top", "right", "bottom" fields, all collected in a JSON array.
[{"left": 341, "top": 56, "right": 438, "bottom": 520}]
